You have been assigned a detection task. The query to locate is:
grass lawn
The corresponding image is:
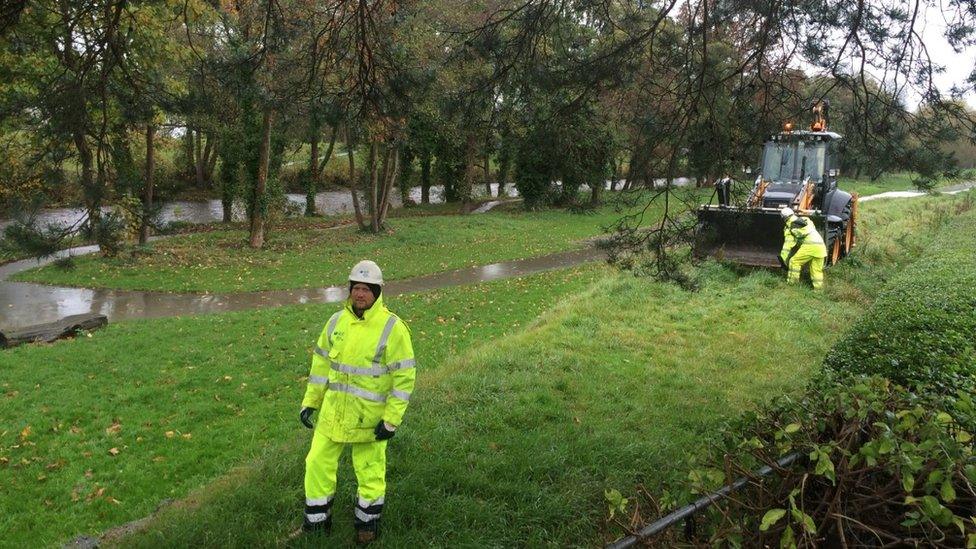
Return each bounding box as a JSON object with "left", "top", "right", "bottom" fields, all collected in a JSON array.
[
  {"left": 10, "top": 194, "right": 680, "bottom": 293},
  {"left": 2, "top": 190, "right": 968, "bottom": 547},
  {"left": 112, "top": 194, "right": 972, "bottom": 548},
  {"left": 0, "top": 264, "right": 605, "bottom": 547}
]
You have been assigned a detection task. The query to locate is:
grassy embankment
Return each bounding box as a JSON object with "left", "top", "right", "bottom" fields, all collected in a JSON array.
[
  {"left": 838, "top": 171, "right": 972, "bottom": 196},
  {"left": 3, "top": 172, "right": 960, "bottom": 272},
  {"left": 1, "top": 191, "right": 969, "bottom": 547},
  {"left": 10, "top": 196, "right": 672, "bottom": 292}
]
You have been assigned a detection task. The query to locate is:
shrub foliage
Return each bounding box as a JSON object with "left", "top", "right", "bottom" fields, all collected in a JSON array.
[
  {"left": 682, "top": 378, "right": 975, "bottom": 548},
  {"left": 824, "top": 200, "right": 976, "bottom": 393},
  {"left": 650, "top": 204, "right": 976, "bottom": 548}
]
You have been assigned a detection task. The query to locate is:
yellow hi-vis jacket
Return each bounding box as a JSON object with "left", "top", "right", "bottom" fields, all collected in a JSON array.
[
  {"left": 781, "top": 214, "right": 827, "bottom": 263},
  {"left": 302, "top": 295, "right": 416, "bottom": 443}
]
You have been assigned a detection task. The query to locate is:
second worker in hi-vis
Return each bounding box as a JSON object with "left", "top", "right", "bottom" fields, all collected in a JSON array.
[{"left": 299, "top": 260, "right": 416, "bottom": 545}]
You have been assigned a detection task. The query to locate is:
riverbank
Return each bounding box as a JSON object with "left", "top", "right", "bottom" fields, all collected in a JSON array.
[
  {"left": 1, "top": 191, "right": 970, "bottom": 547},
  {"left": 8, "top": 193, "right": 655, "bottom": 293}
]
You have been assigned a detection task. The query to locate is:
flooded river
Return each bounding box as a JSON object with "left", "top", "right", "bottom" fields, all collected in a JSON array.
[{"left": 0, "top": 184, "right": 519, "bottom": 234}]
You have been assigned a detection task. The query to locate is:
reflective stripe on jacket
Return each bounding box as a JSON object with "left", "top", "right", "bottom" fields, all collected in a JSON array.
[{"left": 302, "top": 295, "right": 416, "bottom": 442}]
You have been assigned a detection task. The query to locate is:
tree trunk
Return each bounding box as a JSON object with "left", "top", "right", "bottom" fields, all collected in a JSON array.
[
  {"left": 420, "top": 152, "right": 431, "bottom": 204},
  {"left": 217, "top": 140, "right": 236, "bottom": 223},
  {"left": 317, "top": 128, "right": 339, "bottom": 174},
  {"left": 73, "top": 132, "right": 100, "bottom": 228},
  {"left": 590, "top": 175, "right": 602, "bottom": 207},
  {"left": 368, "top": 141, "right": 380, "bottom": 232},
  {"left": 483, "top": 144, "right": 491, "bottom": 197},
  {"left": 378, "top": 144, "right": 399, "bottom": 225},
  {"left": 194, "top": 130, "right": 206, "bottom": 188},
  {"left": 347, "top": 132, "right": 366, "bottom": 230},
  {"left": 199, "top": 133, "right": 215, "bottom": 186},
  {"left": 307, "top": 125, "right": 339, "bottom": 217},
  {"left": 398, "top": 147, "right": 413, "bottom": 205},
  {"left": 307, "top": 123, "right": 320, "bottom": 216},
  {"left": 610, "top": 158, "right": 621, "bottom": 191},
  {"left": 460, "top": 132, "right": 478, "bottom": 210},
  {"left": 139, "top": 123, "right": 155, "bottom": 245},
  {"left": 250, "top": 109, "right": 273, "bottom": 249},
  {"left": 183, "top": 129, "right": 195, "bottom": 182},
  {"left": 205, "top": 136, "right": 218, "bottom": 183}
]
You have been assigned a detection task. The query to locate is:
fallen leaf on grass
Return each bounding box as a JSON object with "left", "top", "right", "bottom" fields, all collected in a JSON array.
[
  {"left": 20, "top": 425, "right": 31, "bottom": 441},
  {"left": 108, "top": 447, "right": 120, "bottom": 456},
  {"left": 105, "top": 420, "right": 121, "bottom": 436},
  {"left": 164, "top": 431, "right": 175, "bottom": 438},
  {"left": 181, "top": 433, "right": 192, "bottom": 440}
]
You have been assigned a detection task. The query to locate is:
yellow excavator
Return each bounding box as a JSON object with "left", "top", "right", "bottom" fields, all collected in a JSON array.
[{"left": 696, "top": 102, "right": 858, "bottom": 267}]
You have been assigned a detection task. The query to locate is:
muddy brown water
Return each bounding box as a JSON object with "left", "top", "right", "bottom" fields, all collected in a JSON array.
[{"left": 0, "top": 247, "right": 605, "bottom": 331}]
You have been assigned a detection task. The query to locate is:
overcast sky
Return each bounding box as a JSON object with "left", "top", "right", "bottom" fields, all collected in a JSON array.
[{"left": 914, "top": 4, "right": 975, "bottom": 109}]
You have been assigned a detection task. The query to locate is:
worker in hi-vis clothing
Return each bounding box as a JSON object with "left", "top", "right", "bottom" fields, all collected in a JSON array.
[
  {"left": 300, "top": 260, "right": 416, "bottom": 545},
  {"left": 779, "top": 207, "right": 828, "bottom": 290}
]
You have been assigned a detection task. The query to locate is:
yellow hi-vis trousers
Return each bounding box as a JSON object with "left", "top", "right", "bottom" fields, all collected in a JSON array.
[
  {"left": 787, "top": 247, "right": 826, "bottom": 290},
  {"left": 304, "top": 432, "right": 387, "bottom": 527}
]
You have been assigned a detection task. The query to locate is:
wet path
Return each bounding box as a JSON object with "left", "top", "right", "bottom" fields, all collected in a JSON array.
[
  {"left": 858, "top": 181, "right": 975, "bottom": 202},
  {"left": 0, "top": 247, "right": 604, "bottom": 330},
  {"left": 0, "top": 198, "right": 606, "bottom": 330}
]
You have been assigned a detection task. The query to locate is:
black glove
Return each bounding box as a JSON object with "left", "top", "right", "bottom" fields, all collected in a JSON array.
[
  {"left": 374, "top": 421, "right": 395, "bottom": 441},
  {"left": 300, "top": 407, "right": 317, "bottom": 429}
]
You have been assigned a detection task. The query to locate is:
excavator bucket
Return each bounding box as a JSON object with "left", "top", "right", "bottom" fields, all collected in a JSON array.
[{"left": 695, "top": 207, "right": 825, "bottom": 268}]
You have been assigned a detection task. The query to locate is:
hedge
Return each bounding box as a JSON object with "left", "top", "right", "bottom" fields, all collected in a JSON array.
[
  {"left": 639, "top": 199, "right": 976, "bottom": 547},
  {"left": 823, "top": 203, "right": 976, "bottom": 393}
]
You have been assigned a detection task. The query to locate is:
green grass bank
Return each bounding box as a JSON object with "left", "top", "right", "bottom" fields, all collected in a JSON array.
[
  {"left": 0, "top": 192, "right": 969, "bottom": 547},
  {"left": 115, "top": 194, "right": 973, "bottom": 547},
  {"left": 10, "top": 195, "right": 670, "bottom": 293},
  {"left": 0, "top": 265, "right": 605, "bottom": 547},
  {"left": 662, "top": 200, "right": 976, "bottom": 547}
]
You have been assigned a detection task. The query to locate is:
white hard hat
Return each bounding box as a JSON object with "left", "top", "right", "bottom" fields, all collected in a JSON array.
[
  {"left": 780, "top": 207, "right": 794, "bottom": 219},
  {"left": 349, "top": 260, "right": 384, "bottom": 286}
]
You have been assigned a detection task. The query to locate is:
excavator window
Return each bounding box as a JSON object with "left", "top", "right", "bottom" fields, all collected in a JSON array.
[{"left": 761, "top": 140, "right": 828, "bottom": 183}]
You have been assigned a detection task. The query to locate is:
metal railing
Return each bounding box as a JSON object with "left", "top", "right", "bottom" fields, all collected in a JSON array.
[{"left": 606, "top": 452, "right": 802, "bottom": 549}]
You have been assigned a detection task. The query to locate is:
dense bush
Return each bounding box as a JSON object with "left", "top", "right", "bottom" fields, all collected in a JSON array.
[
  {"left": 676, "top": 378, "right": 975, "bottom": 548},
  {"left": 644, "top": 203, "right": 976, "bottom": 548},
  {"left": 823, "top": 203, "right": 976, "bottom": 393}
]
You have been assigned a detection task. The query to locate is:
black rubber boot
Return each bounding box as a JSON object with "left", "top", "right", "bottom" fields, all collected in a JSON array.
[
  {"left": 354, "top": 520, "right": 380, "bottom": 545},
  {"left": 302, "top": 515, "right": 333, "bottom": 535}
]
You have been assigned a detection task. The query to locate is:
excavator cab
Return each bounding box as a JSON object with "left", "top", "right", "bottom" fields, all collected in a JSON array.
[{"left": 696, "top": 103, "right": 858, "bottom": 267}]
